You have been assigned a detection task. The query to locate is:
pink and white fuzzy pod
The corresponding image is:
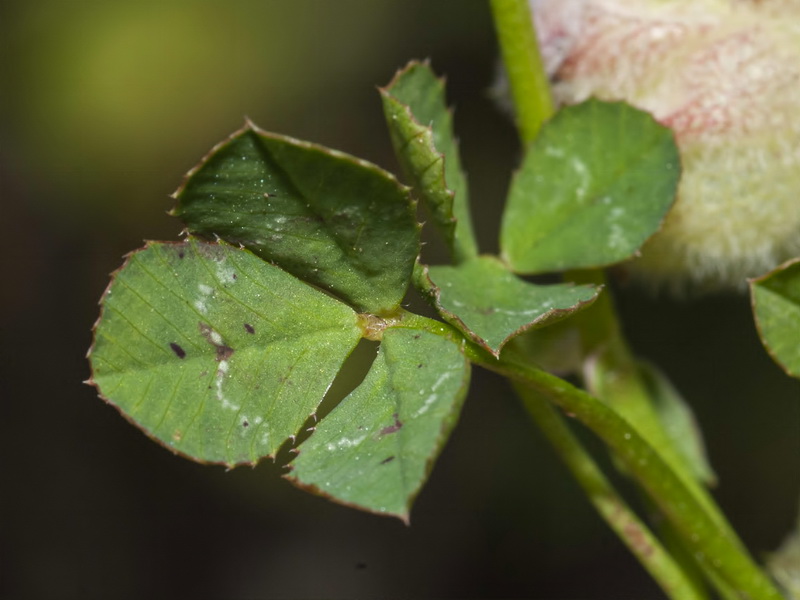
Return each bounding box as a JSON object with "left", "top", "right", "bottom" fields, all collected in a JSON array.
[{"left": 531, "top": 0, "right": 800, "bottom": 292}]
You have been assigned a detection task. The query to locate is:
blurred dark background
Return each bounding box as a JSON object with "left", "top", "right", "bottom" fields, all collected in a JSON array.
[{"left": 2, "top": 1, "right": 798, "bottom": 598}]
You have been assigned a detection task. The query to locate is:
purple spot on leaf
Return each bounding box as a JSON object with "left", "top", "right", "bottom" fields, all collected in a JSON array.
[
  {"left": 380, "top": 413, "right": 403, "bottom": 436},
  {"left": 199, "top": 322, "right": 234, "bottom": 361}
]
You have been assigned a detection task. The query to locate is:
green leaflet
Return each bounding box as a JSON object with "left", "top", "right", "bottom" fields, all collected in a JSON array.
[
  {"left": 639, "top": 362, "right": 716, "bottom": 486},
  {"left": 88, "top": 239, "right": 362, "bottom": 466},
  {"left": 415, "top": 256, "right": 599, "bottom": 356},
  {"left": 288, "top": 327, "right": 470, "bottom": 522},
  {"left": 501, "top": 99, "right": 680, "bottom": 273},
  {"left": 751, "top": 258, "right": 800, "bottom": 379},
  {"left": 381, "top": 60, "right": 478, "bottom": 262},
  {"left": 172, "top": 123, "right": 420, "bottom": 315}
]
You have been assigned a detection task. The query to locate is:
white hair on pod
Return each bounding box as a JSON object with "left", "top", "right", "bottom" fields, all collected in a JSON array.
[{"left": 530, "top": 0, "right": 800, "bottom": 292}]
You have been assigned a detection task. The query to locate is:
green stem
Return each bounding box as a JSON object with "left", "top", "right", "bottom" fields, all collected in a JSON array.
[
  {"left": 398, "top": 311, "right": 779, "bottom": 598},
  {"left": 566, "top": 270, "right": 714, "bottom": 489},
  {"left": 566, "top": 268, "right": 746, "bottom": 596},
  {"left": 465, "top": 342, "right": 782, "bottom": 600},
  {"left": 513, "top": 382, "right": 708, "bottom": 600},
  {"left": 487, "top": 1, "right": 717, "bottom": 593},
  {"left": 489, "top": 0, "right": 554, "bottom": 144},
  {"left": 485, "top": 4, "right": 776, "bottom": 596}
]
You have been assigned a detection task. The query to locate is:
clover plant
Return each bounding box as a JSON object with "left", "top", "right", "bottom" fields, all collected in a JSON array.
[{"left": 87, "top": 1, "right": 799, "bottom": 598}]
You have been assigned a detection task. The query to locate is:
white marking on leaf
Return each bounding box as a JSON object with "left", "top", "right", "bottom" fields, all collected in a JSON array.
[
  {"left": 413, "top": 370, "right": 456, "bottom": 418},
  {"left": 214, "top": 260, "right": 237, "bottom": 284},
  {"left": 195, "top": 283, "right": 213, "bottom": 314},
  {"left": 214, "top": 360, "right": 239, "bottom": 411},
  {"left": 571, "top": 156, "right": 589, "bottom": 198},
  {"left": 325, "top": 434, "right": 368, "bottom": 452}
]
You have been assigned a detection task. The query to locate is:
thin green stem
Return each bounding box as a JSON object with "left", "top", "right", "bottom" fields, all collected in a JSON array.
[
  {"left": 464, "top": 342, "right": 782, "bottom": 600},
  {"left": 487, "top": 2, "right": 720, "bottom": 593},
  {"left": 566, "top": 269, "right": 746, "bottom": 589},
  {"left": 475, "top": 5, "right": 774, "bottom": 595},
  {"left": 489, "top": 0, "right": 554, "bottom": 144},
  {"left": 567, "top": 270, "right": 713, "bottom": 488},
  {"left": 513, "top": 382, "right": 708, "bottom": 600},
  {"left": 397, "top": 311, "right": 779, "bottom": 597}
]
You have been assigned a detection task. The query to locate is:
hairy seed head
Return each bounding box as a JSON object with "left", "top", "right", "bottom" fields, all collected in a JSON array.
[{"left": 532, "top": 0, "right": 800, "bottom": 292}]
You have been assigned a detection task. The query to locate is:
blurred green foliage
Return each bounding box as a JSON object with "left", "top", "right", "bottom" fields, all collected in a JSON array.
[{"left": 4, "top": 2, "right": 415, "bottom": 231}]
